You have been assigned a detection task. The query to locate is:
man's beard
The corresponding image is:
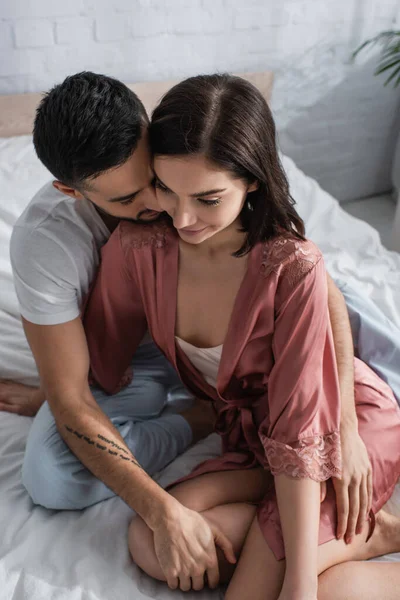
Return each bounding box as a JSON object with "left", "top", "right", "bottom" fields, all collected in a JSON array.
[
  {"left": 88, "top": 199, "right": 163, "bottom": 224},
  {"left": 128, "top": 209, "right": 163, "bottom": 223}
]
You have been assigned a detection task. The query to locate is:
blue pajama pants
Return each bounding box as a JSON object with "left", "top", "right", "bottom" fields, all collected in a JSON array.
[{"left": 22, "top": 342, "right": 193, "bottom": 510}]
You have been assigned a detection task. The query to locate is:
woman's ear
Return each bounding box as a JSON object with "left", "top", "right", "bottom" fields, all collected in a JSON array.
[{"left": 247, "top": 180, "right": 259, "bottom": 193}]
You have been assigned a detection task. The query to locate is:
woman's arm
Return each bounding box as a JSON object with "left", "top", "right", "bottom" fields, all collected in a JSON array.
[
  {"left": 275, "top": 476, "right": 320, "bottom": 599},
  {"left": 260, "top": 243, "right": 341, "bottom": 600},
  {"left": 327, "top": 274, "right": 373, "bottom": 544}
]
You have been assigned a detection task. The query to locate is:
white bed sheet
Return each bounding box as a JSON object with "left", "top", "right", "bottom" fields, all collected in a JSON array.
[{"left": 0, "top": 137, "right": 399, "bottom": 600}]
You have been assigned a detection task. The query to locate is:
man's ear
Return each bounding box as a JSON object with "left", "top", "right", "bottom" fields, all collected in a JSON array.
[{"left": 52, "top": 180, "right": 84, "bottom": 200}]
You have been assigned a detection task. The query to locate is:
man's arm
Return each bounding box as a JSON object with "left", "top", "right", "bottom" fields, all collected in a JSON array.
[
  {"left": 326, "top": 274, "right": 373, "bottom": 543},
  {"left": 22, "top": 315, "right": 169, "bottom": 525},
  {"left": 23, "top": 315, "right": 234, "bottom": 589},
  {"left": 327, "top": 273, "right": 356, "bottom": 427}
]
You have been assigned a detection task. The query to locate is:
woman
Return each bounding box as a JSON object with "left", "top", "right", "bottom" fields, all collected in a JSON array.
[{"left": 84, "top": 74, "right": 400, "bottom": 599}]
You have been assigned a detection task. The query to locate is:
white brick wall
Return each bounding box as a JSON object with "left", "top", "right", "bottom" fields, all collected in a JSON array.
[{"left": 0, "top": 0, "right": 400, "bottom": 202}]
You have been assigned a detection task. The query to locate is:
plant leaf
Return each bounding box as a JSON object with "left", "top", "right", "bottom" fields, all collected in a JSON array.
[
  {"left": 375, "top": 58, "right": 400, "bottom": 75},
  {"left": 384, "top": 63, "right": 400, "bottom": 86}
]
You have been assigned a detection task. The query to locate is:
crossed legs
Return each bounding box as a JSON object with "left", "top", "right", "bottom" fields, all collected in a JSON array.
[{"left": 128, "top": 469, "right": 400, "bottom": 599}]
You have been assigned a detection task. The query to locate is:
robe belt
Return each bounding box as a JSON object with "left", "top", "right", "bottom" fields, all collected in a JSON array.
[{"left": 215, "top": 401, "right": 267, "bottom": 466}]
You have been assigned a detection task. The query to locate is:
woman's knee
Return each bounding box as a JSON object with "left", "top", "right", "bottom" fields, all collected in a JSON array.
[
  {"left": 128, "top": 516, "right": 165, "bottom": 581},
  {"left": 318, "top": 562, "right": 358, "bottom": 600}
]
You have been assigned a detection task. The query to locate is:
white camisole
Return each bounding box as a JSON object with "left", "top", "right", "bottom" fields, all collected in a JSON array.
[{"left": 175, "top": 336, "right": 222, "bottom": 389}]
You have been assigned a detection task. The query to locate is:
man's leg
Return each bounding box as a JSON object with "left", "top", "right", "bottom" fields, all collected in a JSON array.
[
  {"left": 21, "top": 342, "right": 197, "bottom": 510},
  {"left": 336, "top": 280, "right": 400, "bottom": 404}
]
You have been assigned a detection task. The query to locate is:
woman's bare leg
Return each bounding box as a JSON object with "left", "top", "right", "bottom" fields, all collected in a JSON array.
[
  {"left": 318, "top": 561, "right": 400, "bottom": 600},
  {"left": 225, "top": 510, "right": 400, "bottom": 600},
  {"left": 167, "top": 468, "right": 270, "bottom": 510},
  {"left": 129, "top": 468, "right": 266, "bottom": 581},
  {"left": 129, "top": 469, "right": 400, "bottom": 597},
  {"left": 129, "top": 502, "right": 257, "bottom": 582}
]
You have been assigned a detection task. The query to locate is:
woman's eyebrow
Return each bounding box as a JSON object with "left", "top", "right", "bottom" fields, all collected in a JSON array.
[
  {"left": 155, "top": 175, "right": 226, "bottom": 197},
  {"left": 190, "top": 188, "right": 227, "bottom": 197}
]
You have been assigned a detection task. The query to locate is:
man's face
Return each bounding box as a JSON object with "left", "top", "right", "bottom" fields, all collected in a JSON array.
[{"left": 55, "top": 128, "right": 161, "bottom": 223}]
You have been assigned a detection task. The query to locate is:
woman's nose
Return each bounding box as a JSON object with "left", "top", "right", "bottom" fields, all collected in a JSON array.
[{"left": 172, "top": 204, "right": 197, "bottom": 230}]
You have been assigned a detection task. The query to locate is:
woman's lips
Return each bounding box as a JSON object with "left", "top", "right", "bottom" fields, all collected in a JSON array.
[{"left": 178, "top": 226, "right": 207, "bottom": 235}]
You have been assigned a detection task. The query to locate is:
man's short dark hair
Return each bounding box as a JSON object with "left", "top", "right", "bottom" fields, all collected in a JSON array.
[{"left": 33, "top": 71, "right": 148, "bottom": 189}]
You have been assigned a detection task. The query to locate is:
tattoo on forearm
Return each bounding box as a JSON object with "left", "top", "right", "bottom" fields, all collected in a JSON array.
[{"left": 64, "top": 425, "right": 143, "bottom": 470}]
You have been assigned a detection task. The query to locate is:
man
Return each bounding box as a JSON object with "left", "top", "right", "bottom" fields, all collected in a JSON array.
[
  {"left": 6, "top": 72, "right": 214, "bottom": 512},
  {"left": 0, "top": 72, "right": 379, "bottom": 558}
]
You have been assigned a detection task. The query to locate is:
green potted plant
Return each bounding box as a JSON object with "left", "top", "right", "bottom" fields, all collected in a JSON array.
[
  {"left": 354, "top": 31, "right": 400, "bottom": 87},
  {"left": 354, "top": 31, "right": 400, "bottom": 251}
]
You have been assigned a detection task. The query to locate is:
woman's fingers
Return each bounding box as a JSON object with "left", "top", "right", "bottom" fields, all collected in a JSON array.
[
  {"left": 356, "top": 477, "right": 369, "bottom": 534},
  {"left": 334, "top": 479, "right": 349, "bottom": 539},
  {"left": 367, "top": 468, "right": 373, "bottom": 515},
  {"left": 345, "top": 481, "right": 360, "bottom": 544}
]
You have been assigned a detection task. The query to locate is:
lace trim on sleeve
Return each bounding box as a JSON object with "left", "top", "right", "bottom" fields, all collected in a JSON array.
[
  {"left": 260, "top": 430, "right": 342, "bottom": 481},
  {"left": 260, "top": 237, "right": 320, "bottom": 287}
]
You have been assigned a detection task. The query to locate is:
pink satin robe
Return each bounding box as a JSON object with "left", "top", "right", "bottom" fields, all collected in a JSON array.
[{"left": 84, "top": 219, "right": 400, "bottom": 560}]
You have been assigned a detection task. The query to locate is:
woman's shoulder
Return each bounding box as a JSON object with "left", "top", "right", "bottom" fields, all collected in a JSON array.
[
  {"left": 117, "top": 216, "right": 176, "bottom": 253},
  {"left": 259, "top": 234, "right": 323, "bottom": 287}
]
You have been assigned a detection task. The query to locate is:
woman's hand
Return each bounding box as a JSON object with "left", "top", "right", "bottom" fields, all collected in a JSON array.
[
  {"left": 152, "top": 497, "right": 236, "bottom": 591},
  {"left": 332, "top": 423, "right": 373, "bottom": 544}
]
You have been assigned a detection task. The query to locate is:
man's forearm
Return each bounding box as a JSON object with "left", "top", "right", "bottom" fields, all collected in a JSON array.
[
  {"left": 327, "top": 275, "right": 357, "bottom": 429},
  {"left": 50, "top": 391, "right": 170, "bottom": 529}
]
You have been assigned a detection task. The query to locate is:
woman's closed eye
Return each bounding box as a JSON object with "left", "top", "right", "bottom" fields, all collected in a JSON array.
[
  {"left": 197, "top": 198, "right": 221, "bottom": 206},
  {"left": 154, "top": 180, "right": 221, "bottom": 206}
]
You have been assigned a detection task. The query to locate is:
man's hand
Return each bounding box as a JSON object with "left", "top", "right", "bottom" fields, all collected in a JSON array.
[
  {"left": 152, "top": 498, "right": 236, "bottom": 591},
  {"left": 333, "top": 425, "right": 373, "bottom": 544}
]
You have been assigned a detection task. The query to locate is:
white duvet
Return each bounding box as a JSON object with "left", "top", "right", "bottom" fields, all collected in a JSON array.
[{"left": 0, "top": 137, "right": 399, "bottom": 600}]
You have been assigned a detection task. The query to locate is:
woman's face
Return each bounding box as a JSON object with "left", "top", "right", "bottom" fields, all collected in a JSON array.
[{"left": 153, "top": 154, "right": 257, "bottom": 245}]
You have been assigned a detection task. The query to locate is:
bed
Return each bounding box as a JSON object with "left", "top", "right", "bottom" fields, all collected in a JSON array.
[{"left": 0, "top": 74, "right": 399, "bottom": 600}]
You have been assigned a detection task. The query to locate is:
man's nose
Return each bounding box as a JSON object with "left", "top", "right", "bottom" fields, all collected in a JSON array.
[{"left": 142, "top": 184, "right": 160, "bottom": 211}]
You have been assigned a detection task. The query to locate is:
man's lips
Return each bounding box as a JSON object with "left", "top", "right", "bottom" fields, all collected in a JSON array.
[{"left": 138, "top": 209, "right": 162, "bottom": 220}]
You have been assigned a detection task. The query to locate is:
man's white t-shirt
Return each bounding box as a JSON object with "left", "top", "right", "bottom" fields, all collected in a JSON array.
[{"left": 10, "top": 182, "right": 111, "bottom": 325}]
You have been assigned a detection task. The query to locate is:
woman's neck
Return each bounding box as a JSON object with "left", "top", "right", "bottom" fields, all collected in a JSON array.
[{"left": 181, "top": 219, "right": 246, "bottom": 259}]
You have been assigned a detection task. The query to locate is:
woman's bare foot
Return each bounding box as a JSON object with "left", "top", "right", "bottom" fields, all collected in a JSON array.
[
  {"left": 0, "top": 380, "right": 44, "bottom": 416},
  {"left": 362, "top": 510, "right": 400, "bottom": 560}
]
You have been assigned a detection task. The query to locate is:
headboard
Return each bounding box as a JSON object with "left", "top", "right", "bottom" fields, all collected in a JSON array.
[{"left": 0, "top": 71, "right": 274, "bottom": 138}]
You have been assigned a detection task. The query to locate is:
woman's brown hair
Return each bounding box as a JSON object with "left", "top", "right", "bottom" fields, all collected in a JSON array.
[{"left": 150, "top": 73, "right": 305, "bottom": 256}]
